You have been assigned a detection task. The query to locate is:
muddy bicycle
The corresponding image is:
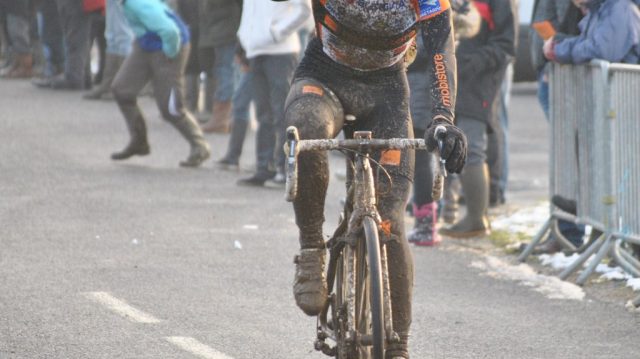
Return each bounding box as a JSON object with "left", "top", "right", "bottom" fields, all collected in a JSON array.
[{"left": 285, "top": 125, "right": 446, "bottom": 359}]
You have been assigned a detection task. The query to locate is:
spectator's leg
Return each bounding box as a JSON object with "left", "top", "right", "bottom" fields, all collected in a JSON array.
[
  {"left": 39, "top": 0, "right": 64, "bottom": 77},
  {"left": 537, "top": 67, "right": 550, "bottom": 120},
  {"left": 201, "top": 42, "right": 236, "bottom": 133},
  {"left": 440, "top": 117, "right": 490, "bottom": 238},
  {"left": 221, "top": 69, "right": 254, "bottom": 166},
  {"left": 110, "top": 44, "right": 152, "bottom": 160},
  {"left": 56, "top": 0, "right": 90, "bottom": 89},
  {"left": 2, "top": 12, "right": 32, "bottom": 78},
  {"left": 237, "top": 56, "right": 276, "bottom": 185},
  {"left": 262, "top": 53, "right": 297, "bottom": 179},
  {"left": 149, "top": 43, "right": 210, "bottom": 167}
]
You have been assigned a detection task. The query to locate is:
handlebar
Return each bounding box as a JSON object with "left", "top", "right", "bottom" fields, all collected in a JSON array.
[{"left": 284, "top": 126, "right": 443, "bottom": 202}]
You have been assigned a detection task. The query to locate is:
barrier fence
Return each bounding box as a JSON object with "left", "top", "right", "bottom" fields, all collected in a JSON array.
[{"left": 518, "top": 61, "right": 640, "bottom": 304}]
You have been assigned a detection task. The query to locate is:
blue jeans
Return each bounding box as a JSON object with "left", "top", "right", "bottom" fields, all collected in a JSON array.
[
  {"left": 537, "top": 68, "right": 550, "bottom": 120},
  {"left": 250, "top": 53, "right": 297, "bottom": 174},
  {"left": 38, "top": 1, "right": 65, "bottom": 76},
  {"left": 223, "top": 68, "right": 253, "bottom": 163},
  {"left": 105, "top": 0, "right": 133, "bottom": 56},
  {"left": 212, "top": 43, "right": 237, "bottom": 102},
  {"left": 56, "top": 0, "right": 91, "bottom": 87}
]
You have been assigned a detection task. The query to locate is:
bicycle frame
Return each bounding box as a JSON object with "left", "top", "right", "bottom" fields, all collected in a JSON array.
[{"left": 315, "top": 132, "right": 397, "bottom": 357}]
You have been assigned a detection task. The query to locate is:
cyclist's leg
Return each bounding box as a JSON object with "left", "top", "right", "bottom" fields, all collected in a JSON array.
[
  {"left": 358, "top": 74, "right": 414, "bottom": 359},
  {"left": 285, "top": 78, "right": 344, "bottom": 316}
]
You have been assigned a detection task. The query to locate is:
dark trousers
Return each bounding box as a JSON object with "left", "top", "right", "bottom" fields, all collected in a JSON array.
[
  {"left": 56, "top": 0, "right": 90, "bottom": 87},
  {"left": 39, "top": 0, "right": 64, "bottom": 73},
  {"left": 249, "top": 53, "right": 297, "bottom": 175}
]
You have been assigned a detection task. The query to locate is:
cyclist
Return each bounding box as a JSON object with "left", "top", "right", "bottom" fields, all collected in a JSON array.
[{"left": 276, "top": 0, "right": 468, "bottom": 357}]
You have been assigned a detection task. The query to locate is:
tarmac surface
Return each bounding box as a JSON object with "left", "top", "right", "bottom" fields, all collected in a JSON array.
[{"left": 1, "top": 79, "right": 639, "bottom": 358}]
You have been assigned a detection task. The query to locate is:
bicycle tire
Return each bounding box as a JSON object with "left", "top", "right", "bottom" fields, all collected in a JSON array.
[
  {"left": 334, "top": 242, "right": 355, "bottom": 359},
  {"left": 362, "top": 216, "right": 385, "bottom": 359}
]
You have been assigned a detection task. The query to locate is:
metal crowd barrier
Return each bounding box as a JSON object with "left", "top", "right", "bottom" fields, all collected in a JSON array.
[{"left": 518, "top": 61, "right": 640, "bottom": 303}]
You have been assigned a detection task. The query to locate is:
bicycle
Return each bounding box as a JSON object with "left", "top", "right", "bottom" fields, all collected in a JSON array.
[{"left": 285, "top": 125, "right": 446, "bottom": 359}]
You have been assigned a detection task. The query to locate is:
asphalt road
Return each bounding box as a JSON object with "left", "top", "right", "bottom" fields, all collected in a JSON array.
[{"left": 1, "top": 80, "right": 639, "bottom": 359}]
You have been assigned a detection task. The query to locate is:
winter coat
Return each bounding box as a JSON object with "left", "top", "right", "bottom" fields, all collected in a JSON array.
[
  {"left": 121, "top": 0, "right": 190, "bottom": 58},
  {"left": 237, "top": 0, "right": 311, "bottom": 59},
  {"left": 455, "top": 0, "right": 517, "bottom": 126},
  {"left": 529, "top": 0, "right": 573, "bottom": 72},
  {"left": 198, "top": 0, "right": 242, "bottom": 48},
  {"left": 554, "top": 0, "right": 640, "bottom": 64}
]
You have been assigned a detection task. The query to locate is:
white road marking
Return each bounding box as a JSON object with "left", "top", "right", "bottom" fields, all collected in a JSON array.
[
  {"left": 166, "top": 337, "right": 234, "bottom": 359},
  {"left": 82, "top": 292, "right": 162, "bottom": 324}
]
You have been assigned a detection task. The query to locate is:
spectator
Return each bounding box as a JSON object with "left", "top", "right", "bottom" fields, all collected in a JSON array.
[
  {"left": 536, "top": 0, "right": 640, "bottom": 253},
  {"left": 439, "top": 0, "right": 517, "bottom": 239},
  {"left": 110, "top": 0, "right": 210, "bottom": 168},
  {"left": 236, "top": 0, "right": 311, "bottom": 186},
  {"left": 528, "top": 0, "right": 585, "bottom": 254},
  {"left": 84, "top": 0, "right": 133, "bottom": 100},
  {"left": 544, "top": 0, "right": 640, "bottom": 64},
  {"left": 0, "top": 0, "right": 33, "bottom": 79},
  {"left": 198, "top": 0, "right": 243, "bottom": 134}
]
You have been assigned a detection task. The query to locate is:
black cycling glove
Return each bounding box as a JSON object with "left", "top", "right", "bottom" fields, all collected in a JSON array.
[{"left": 425, "top": 117, "right": 467, "bottom": 174}]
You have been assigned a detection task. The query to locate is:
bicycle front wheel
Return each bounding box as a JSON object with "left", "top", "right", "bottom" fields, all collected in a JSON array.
[{"left": 360, "top": 216, "right": 385, "bottom": 359}]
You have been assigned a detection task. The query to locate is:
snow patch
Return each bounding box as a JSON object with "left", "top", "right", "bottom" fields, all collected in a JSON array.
[
  {"left": 491, "top": 204, "right": 549, "bottom": 236},
  {"left": 539, "top": 253, "right": 580, "bottom": 270},
  {"left": 627, "top": 278, "right": 640, "bottom": 291},
  {"left": 471, "top": 255, "right": 585, "bottom": 301},
  {"left": 537, "top": 252, "right": 640, "bottom": 291}
]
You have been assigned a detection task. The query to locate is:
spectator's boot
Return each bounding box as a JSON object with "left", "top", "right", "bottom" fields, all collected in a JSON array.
[
  {"left": 408, "top": 202, "right": 441, "bottom": 246},
  {"left": 201, "top": 101, "right": 232, "bottom": 133},
  {"left": 170, "top": 114, "right": 211, "bottom": 167},
  {"left": 84, "top": 54, "right": 124, "bottom": 100},
  {"left": 293, "top": 248, "right": 328, "bottom": 316},
  {"left": 2, "top": 54, "right": 33, "bottom": 79},
  {"left": 439, "top": 164, "right": 491, "bottom": 238},
  {"left": 111, "top": 109, "right": 150, "bottom": 160}
]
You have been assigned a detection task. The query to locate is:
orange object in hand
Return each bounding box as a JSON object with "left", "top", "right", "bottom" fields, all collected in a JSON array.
[{"left": 532, "top": 20, "right": 556, "bottom": 40}]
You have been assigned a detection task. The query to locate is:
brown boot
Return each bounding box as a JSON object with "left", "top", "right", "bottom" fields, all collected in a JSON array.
[
  {"left": 201, "top": 101, "right": 232, "bottom": 133},
  {"left": 1, "top": 54, "right": 33, "bottom": 79}
]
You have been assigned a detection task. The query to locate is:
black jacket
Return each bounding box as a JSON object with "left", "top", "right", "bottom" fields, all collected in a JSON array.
[{"left": 455, "top": 0, "right": 516, "bottom": 126}]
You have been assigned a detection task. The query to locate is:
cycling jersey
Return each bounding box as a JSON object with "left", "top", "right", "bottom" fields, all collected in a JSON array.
[{"left": 314, "top": 0, "right": 450, "bottom": 70}]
